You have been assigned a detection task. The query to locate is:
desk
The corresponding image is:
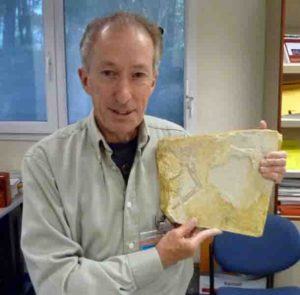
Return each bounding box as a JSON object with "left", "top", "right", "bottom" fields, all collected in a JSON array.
[{"left": 0, "top": 194, "right": 24, "bottom": 294}]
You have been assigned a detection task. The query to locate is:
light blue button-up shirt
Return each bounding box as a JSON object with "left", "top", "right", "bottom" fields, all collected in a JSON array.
[{"left": 21, "top": 113, "right": 193, "bottom": 295}]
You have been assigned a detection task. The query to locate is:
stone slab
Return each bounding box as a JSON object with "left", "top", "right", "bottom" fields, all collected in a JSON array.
[{"left": 156, "top": 129, "right": 282, "bottom": 237}]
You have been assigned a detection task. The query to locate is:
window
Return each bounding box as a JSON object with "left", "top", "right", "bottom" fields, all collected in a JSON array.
[
  {"left": 0, "top": 0, "right": 186, "bottom": 136},
  {"left": 0, "top": 0, "right": 58, "bottom": 134},
  {"left": 64, "top": 0, "right": 185, "bottom": 125}
]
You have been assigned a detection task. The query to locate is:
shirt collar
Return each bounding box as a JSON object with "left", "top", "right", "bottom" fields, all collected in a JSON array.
[{"left": 87, "top": 111, "right": 150, "bottom": 159}]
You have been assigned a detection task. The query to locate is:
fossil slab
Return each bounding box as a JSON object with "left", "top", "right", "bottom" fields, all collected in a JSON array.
[{"left": 156, "top": 129, "right": 282, "bottom": 237}]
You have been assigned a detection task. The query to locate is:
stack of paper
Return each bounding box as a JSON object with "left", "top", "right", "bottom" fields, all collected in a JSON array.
[
  {"left": 278, "top": 171, "right": 300, "bottom": 217},
  {"left": 284, "top": 34, "right": 300, "bottom": 63}
]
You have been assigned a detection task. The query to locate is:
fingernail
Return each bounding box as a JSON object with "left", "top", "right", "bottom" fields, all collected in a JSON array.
[{"left": 213, "top": 228, "right": 222, "bottom": 235}]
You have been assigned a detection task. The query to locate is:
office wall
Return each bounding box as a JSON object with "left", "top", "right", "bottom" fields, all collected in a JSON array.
[
  {"left": 186, "top": 0, "right": 265, "bottom": 134},
  {"left": 0, "top": 141, "right": 34, "bottom": 171},
  {"left": 263, "top": 0, "right": 282, "bottom": 130}
]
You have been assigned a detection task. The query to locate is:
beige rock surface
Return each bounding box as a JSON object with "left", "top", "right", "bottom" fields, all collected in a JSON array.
[{"left": 156, "top": 129, "right": 282, "bottom": 237}]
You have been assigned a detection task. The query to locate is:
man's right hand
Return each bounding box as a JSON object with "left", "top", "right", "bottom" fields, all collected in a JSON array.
[{"left": 156, "top": 218, "right": 222, "bottom": 268}]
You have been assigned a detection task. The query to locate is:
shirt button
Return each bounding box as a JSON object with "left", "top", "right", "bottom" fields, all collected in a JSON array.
[
  {"left": 128, "top": 242, "right": 134, "bottom": 249},
  {"left": 127, "top": 201, "right": 132, "bottom": 208}
]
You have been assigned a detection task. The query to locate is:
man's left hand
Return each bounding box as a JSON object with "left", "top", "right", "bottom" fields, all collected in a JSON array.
[{"left": 259, "top": 120, "right": 287, "bottom": 184}]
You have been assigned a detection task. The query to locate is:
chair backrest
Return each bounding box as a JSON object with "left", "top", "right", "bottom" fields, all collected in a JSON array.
[{"left": 213, "top": 214, "right": 300, "bottom": 276}]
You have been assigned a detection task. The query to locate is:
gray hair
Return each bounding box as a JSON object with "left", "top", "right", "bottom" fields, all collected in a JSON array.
[{"left": 79, "top": 11, "right": 163, "bottom": 73}]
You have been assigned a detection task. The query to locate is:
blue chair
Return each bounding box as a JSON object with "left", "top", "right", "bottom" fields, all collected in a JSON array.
[{"left": 209, "top": 214, "right": 300, "bottom": 295}]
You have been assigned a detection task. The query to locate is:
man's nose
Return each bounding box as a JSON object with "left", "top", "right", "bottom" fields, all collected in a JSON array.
[{"left": 114, "top": 76, "right": 132, "bottom": 104}]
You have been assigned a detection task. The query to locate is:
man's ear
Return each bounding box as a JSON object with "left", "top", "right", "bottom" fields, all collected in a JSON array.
[
  {"left": 151, "top": 72, "right": 158, "bottom": 89},
  {"left": 78, "top": 67, "right": 91, "bottom": 95}
]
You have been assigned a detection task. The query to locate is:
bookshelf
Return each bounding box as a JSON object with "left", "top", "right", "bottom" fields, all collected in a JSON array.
[{"left": 278, "top": 0, "right": 300, "bottom": 221}]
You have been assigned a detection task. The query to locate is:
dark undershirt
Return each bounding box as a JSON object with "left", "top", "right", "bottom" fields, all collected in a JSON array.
[{"left": 108, "top": 137, "right": 138, "bottom": 185}]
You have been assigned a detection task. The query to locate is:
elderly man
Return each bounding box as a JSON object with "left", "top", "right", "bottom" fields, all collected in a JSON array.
[{"left": 21, "top": 12, "right": 286, "bottom": 295}]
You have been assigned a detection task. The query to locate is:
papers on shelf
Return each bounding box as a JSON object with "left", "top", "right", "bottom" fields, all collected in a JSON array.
[
  {"left": 278, "top": 160, "right": 300, "bottom": 216},
  {"left": 280, "top": 178, "right": 300, "bottom": 188},
  {"left": 285, "top": 170, "right": 300, "bottom": 178},
  {"left": 284, "top": 34, "right": 300, "bottom": 63}
]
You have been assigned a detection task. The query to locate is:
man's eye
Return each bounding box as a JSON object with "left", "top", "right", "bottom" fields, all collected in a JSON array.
[
  {"left": 101, "top": 70, "right": 117, "bottom": 78},
  {"left": 132, "top": 72, "right": 147, "bottom": 79}
]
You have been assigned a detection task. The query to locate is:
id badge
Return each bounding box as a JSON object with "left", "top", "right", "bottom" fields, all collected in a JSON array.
[
  {"left": 139, "top": 230, "right": 163, "bottom": 250},
  {"left": 139, "top": 215, "right": 174, "bottom": 250}
]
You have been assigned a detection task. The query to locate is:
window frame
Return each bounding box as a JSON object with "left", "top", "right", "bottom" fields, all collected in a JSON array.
[{"left": 0, "top": 0, "right": 60, "bottom": 137}]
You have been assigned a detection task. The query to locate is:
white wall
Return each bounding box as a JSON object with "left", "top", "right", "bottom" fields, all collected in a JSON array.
[
  {"left": 186, "top": 0, "right": 266, "bottom": 134},
  {"left": 0, "top": 141, "right": 34, "bottom": 171},
  {"left": 263, "top": 0, "right": 281, "bottom": 131}
]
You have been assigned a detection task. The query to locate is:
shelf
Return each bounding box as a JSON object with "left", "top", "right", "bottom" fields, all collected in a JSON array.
[
  {"left": 283, "top": 63, "right": 300, "bottom": 74},
  {"left": 281, "top": 116, "right": 300, "bottom": 127}
]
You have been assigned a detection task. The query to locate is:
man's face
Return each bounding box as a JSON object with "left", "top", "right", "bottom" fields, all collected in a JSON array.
[{"left": 79, "top": 25, "right": 157, "bottom": 143}]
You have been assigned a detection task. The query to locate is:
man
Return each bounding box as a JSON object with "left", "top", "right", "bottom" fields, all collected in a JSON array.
[{"left": 21, "top": 12, "right": 286, "bottom": 295}]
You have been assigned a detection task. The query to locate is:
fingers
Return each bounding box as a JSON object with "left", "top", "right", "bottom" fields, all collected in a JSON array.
[
  {"left": 264, "top": 151, "right": 287, "bottom": 159},
  {"left": 175, "top": 218, "right": 198, "bottom": 237},
  {"left": 260, "top": 171, "right": 284, "bottom": 183},
  {"left": 259, "top": 120, "right": 268, "bottom": 129},
  {"left": 260, "top": 152, "right": 286, "bottom": 183},
  {"left": 156, "top": 223, "right": 222, "bottom": 268},
  {"left": 190, "top": 228, "right": 222, "bottom": 247},
  {"left": 260, "top": 165, "right": 286, "bottom": 174},
  {"left": 260, "top": 158, "right": 286, "bottom": 167}
]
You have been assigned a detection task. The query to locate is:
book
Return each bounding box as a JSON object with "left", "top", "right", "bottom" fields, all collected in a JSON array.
[
  {"left": 280, "top": 178, "right": 300, "bottom": 188},
  {"left": 285, "top": 171, "right": 300, "bottom": 178},
  {"left": 277, "top": 205, "right": 300, "bottom": 216},
  {"left": 285, "top": 34, "right": 300, "bottom": 39},
  {"left": 284, "top": 37, "right": 300, "bottom": 63},
  {"left": 278, "top": 187, "right": 300, "bottom": 195}
]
